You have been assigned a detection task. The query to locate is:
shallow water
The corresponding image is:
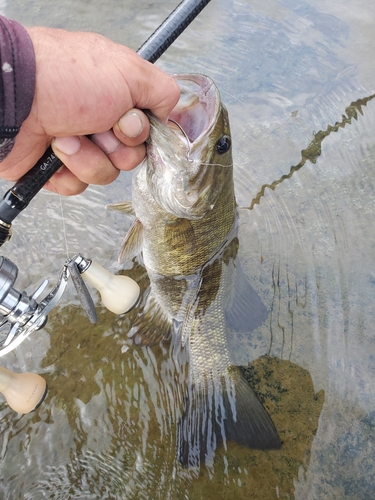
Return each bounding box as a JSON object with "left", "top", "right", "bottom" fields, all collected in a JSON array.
[{"left": 0, "top": 0, "right": 375, "bottom": 498}]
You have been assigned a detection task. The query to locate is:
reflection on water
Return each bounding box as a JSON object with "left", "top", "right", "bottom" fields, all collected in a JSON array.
[{"left": 0, "top": 0, "right": 375, "bottom": 498}]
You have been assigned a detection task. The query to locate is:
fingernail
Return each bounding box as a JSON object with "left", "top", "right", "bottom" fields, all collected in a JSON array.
[
  {"left": 91, "top": 130, "right": 120, "bottom": 154},
  {"left": 53, "top": 136, "right": 81, "bottom": 155},
  {"left": 118, "top": 112, "right": 143, "bottom": 138}
]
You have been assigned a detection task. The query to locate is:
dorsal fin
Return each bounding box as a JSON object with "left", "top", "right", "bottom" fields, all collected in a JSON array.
[
  {"left": 225, "top": 259, "right": 268, "bottom": 332},
  {"left": 106, "top": 200, "right": 135, "bottom": 216}
]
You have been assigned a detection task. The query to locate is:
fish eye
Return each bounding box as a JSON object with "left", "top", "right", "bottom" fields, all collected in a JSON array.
[{"left": 215, "top": 135, "right": 231, "bottom": 154}]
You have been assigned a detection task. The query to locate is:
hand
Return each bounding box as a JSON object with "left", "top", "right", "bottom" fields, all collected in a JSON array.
[{"left": 0, "top": 26, "right": 180, "bottom": 195}]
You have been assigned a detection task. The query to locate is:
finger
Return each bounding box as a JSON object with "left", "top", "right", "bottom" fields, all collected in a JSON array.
[
  {"left": 44, "top": 166, "right": 88, "bottom": 196},
  {"left": 112, "top": 109, "right": 150, "bottom": 147},
  {"left": 52, "top": 135, "right": 120, "bottom": 185},
  {"left": 91, "top": 130, "right": 146, "bottom": 172}
]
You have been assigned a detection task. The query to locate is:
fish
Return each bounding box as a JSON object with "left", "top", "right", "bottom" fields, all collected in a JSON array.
[{"left": 108, "top": 74, "right": 281, "bottom": 467}]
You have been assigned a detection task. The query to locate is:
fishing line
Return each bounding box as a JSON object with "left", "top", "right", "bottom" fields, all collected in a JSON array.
[
  {"left": 219, "top": 89, "right": 245, "bottom": 105},
  {"left": 191, "top": 161, "right": 234, "bottom": 168},
  {"left": 57, "top": 193, "right": 70, "bottom": 258},
  {"left": 167, "top": 119, "right": 234, "bottom": 169}
]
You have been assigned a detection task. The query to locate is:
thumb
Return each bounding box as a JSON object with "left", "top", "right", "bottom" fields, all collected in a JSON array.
[{"left": 128, "top": 62, "right": 180, "bottom": 123}]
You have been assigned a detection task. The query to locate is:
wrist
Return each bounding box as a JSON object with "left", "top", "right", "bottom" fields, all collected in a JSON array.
[{"left": 0, "top": 17, "right": 36, "bottom": 158}]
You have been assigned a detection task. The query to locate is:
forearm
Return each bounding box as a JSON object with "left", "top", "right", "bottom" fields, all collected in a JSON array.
[{"left": 0, "top": 16, "right": 35, "bottom": 161}]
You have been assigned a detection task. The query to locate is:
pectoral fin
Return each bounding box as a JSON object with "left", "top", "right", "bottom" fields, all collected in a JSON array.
[{"left": 119, "top": 219, "right": 144, "bottom": 263}]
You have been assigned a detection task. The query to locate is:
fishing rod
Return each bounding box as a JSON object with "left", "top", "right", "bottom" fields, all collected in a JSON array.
[{"left": 0, "top": 0, "right": 212, "bottom": 358}]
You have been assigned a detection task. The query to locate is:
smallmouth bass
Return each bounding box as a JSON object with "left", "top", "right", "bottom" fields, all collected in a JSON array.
[{"left": 108, "top": 74, "right": 281, "bottom": 467}]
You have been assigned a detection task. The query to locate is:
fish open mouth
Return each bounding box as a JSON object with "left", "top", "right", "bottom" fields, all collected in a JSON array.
[
  {"left": 167, "top": 74, "right": 220, "bottom": 149},
  {"left": 145, "top": 74, "right": 229, "bottom": 220}
]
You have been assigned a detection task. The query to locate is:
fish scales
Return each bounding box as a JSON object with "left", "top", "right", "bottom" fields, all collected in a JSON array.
[
  {"left": 111, "top": 74, "right": 281, "bottom": 467},
  {"left": 132, "top": 103, "right": 235, "bottom": 277}
]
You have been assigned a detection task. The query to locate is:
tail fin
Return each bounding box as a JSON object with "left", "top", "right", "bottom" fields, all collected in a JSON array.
[{"left": 177, "top": 366, "right": 281, "bottom": 467}]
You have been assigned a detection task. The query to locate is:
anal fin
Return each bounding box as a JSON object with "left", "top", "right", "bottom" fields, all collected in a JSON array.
[{"left": 225, "top": 260, "right": 268, "bottom": 332}]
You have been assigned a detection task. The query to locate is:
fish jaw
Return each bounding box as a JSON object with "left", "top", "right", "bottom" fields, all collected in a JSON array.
[{"left": 144, "top": 74, "right": 233, "bottom": 220}]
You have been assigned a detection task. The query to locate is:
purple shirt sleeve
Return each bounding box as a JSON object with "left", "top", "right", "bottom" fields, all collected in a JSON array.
[{"left": 0, "top": 16, "right": 35, "bottom": 161}]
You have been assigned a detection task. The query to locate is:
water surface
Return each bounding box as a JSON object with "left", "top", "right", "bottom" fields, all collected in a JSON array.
[{"left": 0, "top": 0, "right": 375, "bottom": 498}]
